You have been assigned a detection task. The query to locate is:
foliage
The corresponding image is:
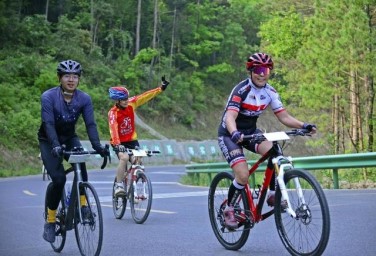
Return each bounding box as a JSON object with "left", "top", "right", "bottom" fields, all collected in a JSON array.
[{"left": 0, "top": 0, "right": 375, "bottom": 176}]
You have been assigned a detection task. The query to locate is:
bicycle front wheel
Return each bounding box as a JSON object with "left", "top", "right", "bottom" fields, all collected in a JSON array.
[
  {"left": 274, "top": 169, "right": 330, "bottom": 256},
  {"left": 208, "top": 172, "right": 250, "bottom": 251},
  {"left": 44, "top": 182, "right": 66, "bottom": 252},
  {"left": 74, "top": 182, "right": 103, "bottom": 256},
  {"left": 130, "top": 171, "right": 152, "bottom": 224},
  {"left": 112, "top": 177, "right": 127, "bottom": 219}
]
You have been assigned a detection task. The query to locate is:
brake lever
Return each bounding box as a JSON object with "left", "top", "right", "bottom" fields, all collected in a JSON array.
[{"left": 100, "top": 144, "right": 110, "bottom": 169}]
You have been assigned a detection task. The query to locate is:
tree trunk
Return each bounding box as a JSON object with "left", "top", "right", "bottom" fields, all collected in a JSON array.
[
  {"left": 169, "top": 7, "right": 177, "bottom": 71},
  {"left": 333, "top": 92, "right": 339, "bottom": 154},
  {"left": 349, "top": 67, "right": 359, "bottom": 152},
  {"left": 45, "top": 0, "right": 49, "bottom": 21},
  {"left": 135, "top": 0, "right": 142, "bottom": 55},
  {"left": 365, "top": 4, "right": 375, "bottom": 153},
  {"left": 90, "top": 0, "right": 95, "bottom": 49},
  {"left": 152, "top": 0, "right": 158, "bottom": 49},
  {"left": 366, "top": 76, "right": 375, "bottom": 152}
]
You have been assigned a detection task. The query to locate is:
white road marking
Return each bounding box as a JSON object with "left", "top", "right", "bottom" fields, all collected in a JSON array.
[
  {"left": 100, "top": 204, "right": 176, "bottom": 214},
  {"left": 23, "top": 190, "right": 36, "bottom": 196}
]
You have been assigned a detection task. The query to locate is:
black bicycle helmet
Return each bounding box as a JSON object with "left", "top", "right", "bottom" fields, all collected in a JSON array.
[{"left": 57, "top": 60, "right": 82, "bottom": 76}]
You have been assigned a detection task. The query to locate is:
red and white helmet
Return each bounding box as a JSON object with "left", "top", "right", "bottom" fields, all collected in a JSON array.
[{"left": 246, "top": 52, "right": 274, "bottom": 71}]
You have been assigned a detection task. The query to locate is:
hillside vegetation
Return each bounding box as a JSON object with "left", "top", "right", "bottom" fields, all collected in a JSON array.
[{"left": 0, "top": 0, "right": 375, "bottom": 178}]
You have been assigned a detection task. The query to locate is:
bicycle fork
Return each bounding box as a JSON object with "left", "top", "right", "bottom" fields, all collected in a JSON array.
[{"left": 273, "top": 156, "right": 306, "bottom": 218}]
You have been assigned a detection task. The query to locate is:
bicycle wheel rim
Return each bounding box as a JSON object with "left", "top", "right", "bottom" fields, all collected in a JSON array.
[
  {"left": 208, "top": 172, "right": 250, "bottom": 251},
  {"left": 130, "top": 172, "right": 152, "bottom": 224},
  {"left": 112, "top": 177, "right": 127, "bottom": 219},
  {"left": 275, "top": 169, "right": 331, "bottom": 256},
  {"left": 74, "top": 182, "right": 103, "bottom": 256}
]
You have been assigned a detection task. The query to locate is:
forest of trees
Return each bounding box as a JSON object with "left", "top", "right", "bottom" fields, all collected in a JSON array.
[{"left": 0, "top": 0, "right": 375, "bottom": 172}]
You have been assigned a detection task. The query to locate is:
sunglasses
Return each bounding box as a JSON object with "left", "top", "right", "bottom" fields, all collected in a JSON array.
[{"left": 252, "top": 66, "right": 271, "bottom": 75}]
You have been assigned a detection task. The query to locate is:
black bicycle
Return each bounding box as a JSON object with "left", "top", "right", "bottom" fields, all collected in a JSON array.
[{"left": 44, "top": 145, "right": 110, "bottom": 256}]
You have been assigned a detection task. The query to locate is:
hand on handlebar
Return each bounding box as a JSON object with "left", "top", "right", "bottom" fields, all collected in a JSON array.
[
  {"left": 231, "top": 130, "right": 244, "bottom": 144},
  {"left": 51, "top": 146, "right": 63, "bottom": 158},
  {"left": 94, "top": 144, "right": 110, "bottom": 157},
  {"left": 114, "top": 144, "right": 126, "bottom": 153},
  {"left": 302, "top": 123, "right": 317, "bottom": 134}
]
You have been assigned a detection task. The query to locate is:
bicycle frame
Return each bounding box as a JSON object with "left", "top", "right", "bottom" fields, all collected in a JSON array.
[
  {"left": 64, "top": 156, "right": 89, "bottom": 230},
  {"left": 241, "top": 138, "right": 296, "bottom": 223},
  {"left": 112, "top": 147, "right": 159, "bottom": 223},
  {"left": 125, "top": 149, "right": 160, "bottom": 194}
]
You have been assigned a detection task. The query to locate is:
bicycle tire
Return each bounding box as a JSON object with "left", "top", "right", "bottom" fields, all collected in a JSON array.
[
  {"left": 130, "top": 172, "right": 152, "bottom": 224},
  {"left": 208, "top": 172, "right": 251, "bottom": 250},
  {"left": 112, "top": 177, "right": 127, "bottom": 219},
  {"left": 274, "top": 169, "right": 331, "bottom": 256},
  {"left": 74, "top": 182, "right": 103, "bottom": 256},
  {"left": 44, "top": 182, "right": 66, "bottom": 252}
]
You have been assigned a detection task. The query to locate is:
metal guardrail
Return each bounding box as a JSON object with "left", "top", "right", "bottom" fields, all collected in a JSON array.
[{"left": 185, "top": 152, "right": 376, "bottom": 189}]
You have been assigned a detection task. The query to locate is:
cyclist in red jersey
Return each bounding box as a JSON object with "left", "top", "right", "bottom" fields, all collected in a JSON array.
[
  {"left": 108, "top": 76, "right": 170, "bottom": 196},
  {"left": 217, "top": 53, "right": 316, "bottom": 229}
]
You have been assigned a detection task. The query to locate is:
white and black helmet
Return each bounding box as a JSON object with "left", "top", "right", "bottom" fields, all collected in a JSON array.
[{"left": 57, "top": 60, "right": 82, "bottom": 76}]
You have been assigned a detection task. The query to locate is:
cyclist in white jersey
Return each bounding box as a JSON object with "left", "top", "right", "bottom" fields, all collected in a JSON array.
[{"left": 217, "top": 52, "right": 317, "bottom": 229}]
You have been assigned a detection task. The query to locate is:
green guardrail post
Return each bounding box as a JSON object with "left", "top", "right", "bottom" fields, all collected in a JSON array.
[
  {"left": 333, "top": 168, "right": 339, "bottom": 189},
  {"left": 250, "top": 173, "right": 256, "bottom": 188}
]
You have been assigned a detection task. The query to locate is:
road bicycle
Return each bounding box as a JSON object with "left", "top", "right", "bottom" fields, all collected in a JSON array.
[
  {"left": 112, "top": 147, "right": 160, "bottom": 224},
  {"left": 208, "top": 129, "right": 330, "bottom": 255},
  {"left": 44, "top": 145, "right": 110, "bottom": 256}
]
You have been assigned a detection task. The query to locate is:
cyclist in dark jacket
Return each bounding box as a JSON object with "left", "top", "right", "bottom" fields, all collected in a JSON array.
[
  {"left": 38, "top": 60, "right": 108, "bottom": 243},
  {"left": 218, "top": 53, "right": 317, "bottom": 229}
]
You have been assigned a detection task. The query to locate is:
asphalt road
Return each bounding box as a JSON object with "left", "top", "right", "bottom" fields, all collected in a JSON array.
[{"left": 0, "top": 165, "right": 375, "bottom": 256}]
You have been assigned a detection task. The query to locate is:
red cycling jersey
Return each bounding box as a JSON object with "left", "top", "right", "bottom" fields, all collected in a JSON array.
[{"left": 108, "top": 87, "right": 162, "bottom": 145}]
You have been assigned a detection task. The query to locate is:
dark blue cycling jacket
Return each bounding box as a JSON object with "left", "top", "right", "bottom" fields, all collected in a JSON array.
[{"left": 37, "top": 86, "right": 101, "bottom": 149}]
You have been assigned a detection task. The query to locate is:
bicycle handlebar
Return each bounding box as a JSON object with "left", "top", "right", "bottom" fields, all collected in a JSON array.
[
  {"left": 116, "top": 147, "right": 161, "bottom": 157},
  {"left": 61, "top": 144, "right": 110, "bottom": 169},
  {"left": 243, "top": 129, "right": 311, "bottom": 143}
]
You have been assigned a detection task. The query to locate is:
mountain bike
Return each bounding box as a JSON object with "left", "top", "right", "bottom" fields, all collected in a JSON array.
[
  {"left": 44, "top": 145, "right": 110, "bottom": 256},
  {"left": 112, "top": 147, "right": 160, "bottom": 224},
  {"left": 208, "top": 129, "right": 330, "bottom": 255}
]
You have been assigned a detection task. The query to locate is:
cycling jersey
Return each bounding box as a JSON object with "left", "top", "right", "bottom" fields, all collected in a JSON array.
[
  {"left": 108, "top": 87, "right": 162, "bottom": 145},
  {"left": 218, "top": 78, "right": 285, "bottom": 136},
  {"left": 38, "top": 86, "right": 101, "bottom": 148}
]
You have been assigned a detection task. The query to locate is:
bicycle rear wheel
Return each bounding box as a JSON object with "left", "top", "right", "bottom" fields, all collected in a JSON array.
[
  {"left": 274, "top": 169, "right": 330, "bottom": 256},
  {"left": 74, "top": 182, "right": 103, "bottom": 256},
  {"left": 130, "top": 171, "right": 152, "bottom": 224},
  {"left": 112, "top": 177, "right": 127, "bottom": 219},
  {"left": 208, "top": 172, "right": 250, "bottom": 251},
  {"left": 44, "top": 182, "right": 66, "bottom": 252},
  {"left": 42, "top": 165, "right": 50, "bottom": 181}
]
